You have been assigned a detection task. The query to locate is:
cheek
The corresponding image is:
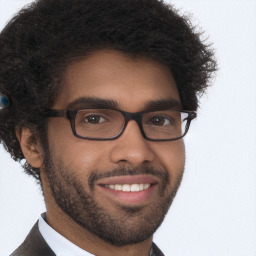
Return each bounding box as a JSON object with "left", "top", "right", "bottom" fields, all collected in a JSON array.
[
  {"left": 47, "top": 120, "right": 109, "bottom": 174},
  {"left": 154, "top": 140, "right": 185, "bottom": 176},
  {"left": 69, "top": 142, "right": 110, "bottom": 173}
]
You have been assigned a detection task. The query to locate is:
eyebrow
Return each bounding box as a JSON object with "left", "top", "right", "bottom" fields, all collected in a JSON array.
[
  {"left": 67, "top": 97, "right": 119, "bottom": 109},
  {"left": 66, "top": 97, "right": 182, "bottom": 111},
  {"left": 144, "top": 99, "right": 182, "bottom": 111}
]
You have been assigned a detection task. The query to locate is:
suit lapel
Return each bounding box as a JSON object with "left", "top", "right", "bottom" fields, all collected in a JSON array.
[
  {"left": 151, "top": 242, "right": 165, "bottom": 256},
  {"left": 10, "top": 221, "right": 55, "bottom": 256}
]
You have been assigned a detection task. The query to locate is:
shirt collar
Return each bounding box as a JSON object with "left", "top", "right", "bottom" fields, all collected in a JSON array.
[{"left": 38, "top": 214, "right": 94, "bottom": 256}]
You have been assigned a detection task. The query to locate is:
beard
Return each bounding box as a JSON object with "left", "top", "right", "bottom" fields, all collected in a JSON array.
[{"left": 43, "top": 149, "right": 184, "bottom": 246}]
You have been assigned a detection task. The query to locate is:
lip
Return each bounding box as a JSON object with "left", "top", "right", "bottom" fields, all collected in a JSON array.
[{"left": 96, "top": 175, "right": 158, "bottom": 205}]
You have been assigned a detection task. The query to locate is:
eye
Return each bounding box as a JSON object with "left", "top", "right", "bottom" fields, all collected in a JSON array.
[
  {"left": 84, "top": 115, "right": 106, "bottom": 124},
  {"left": 149, "top": 116, "right": 172, "bottom": 126}
]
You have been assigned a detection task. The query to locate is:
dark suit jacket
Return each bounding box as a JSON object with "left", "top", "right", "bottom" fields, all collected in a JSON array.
[{"left": 11, "top": 222, "right": 165, "bottom": 256}]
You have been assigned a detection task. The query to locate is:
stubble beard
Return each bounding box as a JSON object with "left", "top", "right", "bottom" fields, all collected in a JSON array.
[{"left": 43, "top": 150, "right": 184, "bottom": 246}]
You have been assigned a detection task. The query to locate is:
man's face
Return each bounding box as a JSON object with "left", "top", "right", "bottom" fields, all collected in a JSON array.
[{"left": 43, "top": 49, "right": 185, "bottom": 245}]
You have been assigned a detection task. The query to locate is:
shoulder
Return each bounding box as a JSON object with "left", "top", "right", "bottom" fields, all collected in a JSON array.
[{"left": 10, "top": 221, "right": 55, "bottom": 256}]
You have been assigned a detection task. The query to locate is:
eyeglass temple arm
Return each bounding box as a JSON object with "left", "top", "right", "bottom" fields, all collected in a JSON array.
[
  {"left": 42, "top": 109, "right": 67, "bottom": 117},
  {"left": 185, "top": 111, "right": 197, "bottom": 120}
]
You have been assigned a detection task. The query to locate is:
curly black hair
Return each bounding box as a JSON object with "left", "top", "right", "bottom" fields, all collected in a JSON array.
[{"left": 0, "top": 0, "right": 217, "bottom": 180}]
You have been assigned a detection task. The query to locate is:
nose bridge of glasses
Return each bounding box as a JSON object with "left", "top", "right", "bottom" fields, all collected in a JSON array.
[{"left": 122, "top": 111, "right": 146, "bottom": 138}]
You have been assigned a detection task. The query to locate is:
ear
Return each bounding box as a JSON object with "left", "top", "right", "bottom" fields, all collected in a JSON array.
[{"left": 16, "top": 127, "right": 44, "bottom": 168}]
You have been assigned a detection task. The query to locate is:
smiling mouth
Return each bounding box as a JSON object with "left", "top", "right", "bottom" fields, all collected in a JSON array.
[
  {"left": 97, "top": 176, "right": 158, "bottom": 205},
  {"left": 100, "top": 183, "right": 152, "bottom": 192}
]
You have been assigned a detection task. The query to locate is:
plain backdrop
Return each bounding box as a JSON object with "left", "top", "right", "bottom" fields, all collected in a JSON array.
[{"left": 0, "top": 0, "right": 256, "bottom": 255}]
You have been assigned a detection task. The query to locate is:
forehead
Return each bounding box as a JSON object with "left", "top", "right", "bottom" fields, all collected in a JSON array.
[{"left": 53, "top": 49, "right": 181, "bottom": 111}]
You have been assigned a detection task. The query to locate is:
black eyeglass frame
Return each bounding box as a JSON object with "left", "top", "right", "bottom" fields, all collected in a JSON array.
[{"left": 43, "top": 108, "right": 197, "bottom": 141}]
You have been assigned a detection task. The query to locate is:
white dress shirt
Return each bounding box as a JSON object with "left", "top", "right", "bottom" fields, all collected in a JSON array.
[{"left": 38, "top": 214, "right": 94, "bottom": 256}]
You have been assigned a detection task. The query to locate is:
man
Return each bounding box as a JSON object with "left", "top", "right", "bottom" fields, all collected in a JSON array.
[{"left": 0, "top": 0, "right": 216, "bottom": 255}]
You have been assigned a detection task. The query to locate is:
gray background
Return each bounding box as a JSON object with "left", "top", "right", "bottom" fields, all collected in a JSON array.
[{"left": 0, "top": 0, "right": 256, "bottom": 255}]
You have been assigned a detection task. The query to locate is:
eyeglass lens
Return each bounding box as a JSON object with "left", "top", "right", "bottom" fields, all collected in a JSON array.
[{"left": 74, "top": 109, "right": 189, "bottom": 140}]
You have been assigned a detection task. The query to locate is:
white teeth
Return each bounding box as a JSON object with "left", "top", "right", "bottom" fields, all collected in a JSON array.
[
  {"left": 105, "top": 183, "right": 151, "bottom": 192},
  {"left": 122, "top": 184, "right": 131, "bottom": 192},
  {"left": 143, "top": 183, "right": 150, "bottom": 190},
  {"left": 115, "top": 184, "right": 122, "bottom": 190},
  {"left": 131, "top": 184, "right": 140, "bottom": 192}
]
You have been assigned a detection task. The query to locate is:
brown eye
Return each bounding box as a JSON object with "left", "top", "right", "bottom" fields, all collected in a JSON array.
[
  {"left": 149, "top": 116, "right": 171, "bottom": 126},
  {"left": 84, "top": 115, "right": 106, "bottom": 124}
]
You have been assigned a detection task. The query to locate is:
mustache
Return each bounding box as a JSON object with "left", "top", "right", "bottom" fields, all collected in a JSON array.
[{"left": 88, "top": 165, "right": 170, "bottom": 191}]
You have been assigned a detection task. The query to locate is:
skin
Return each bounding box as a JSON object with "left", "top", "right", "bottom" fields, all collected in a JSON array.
[{"left": 18, "top": 49, "right": 185, "bottom": 256}]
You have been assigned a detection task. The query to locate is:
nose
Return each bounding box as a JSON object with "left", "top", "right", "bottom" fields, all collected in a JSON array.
[{"left": 109, "top": 120, "right": 156, "bottom": 166}]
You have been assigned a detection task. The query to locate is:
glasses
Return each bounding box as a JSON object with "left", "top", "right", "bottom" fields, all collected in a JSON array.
[{"left": 44, "top": 108, "right": 196, "bottom": 141}]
